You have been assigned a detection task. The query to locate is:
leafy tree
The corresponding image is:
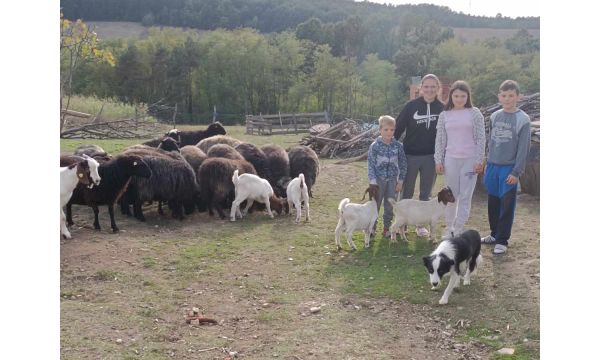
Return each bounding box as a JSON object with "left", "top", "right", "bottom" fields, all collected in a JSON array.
[{"left": 60, "top": 13, "right": 115, "bottom": 131}]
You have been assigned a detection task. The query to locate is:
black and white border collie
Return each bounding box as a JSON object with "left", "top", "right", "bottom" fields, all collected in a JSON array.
[{"left": 422, "top": 229, "right": 483, "bottom": 305}]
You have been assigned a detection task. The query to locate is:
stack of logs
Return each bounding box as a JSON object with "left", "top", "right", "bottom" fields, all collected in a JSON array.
[{"left": 300, "top": 119, "right": 378, "bottom": 159}]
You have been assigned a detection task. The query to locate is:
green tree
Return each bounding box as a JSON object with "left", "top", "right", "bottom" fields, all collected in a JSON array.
[{"left": 60, "top": 13, "right": 115, "bottom": 132}]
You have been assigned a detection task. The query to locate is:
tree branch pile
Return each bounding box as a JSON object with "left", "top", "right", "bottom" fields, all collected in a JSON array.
[
  {"left": 60, "top": 117, "right": 169, "bottom": 139},
  {"left": 299, "top": 119, "right": 378, "bottom": 159}
]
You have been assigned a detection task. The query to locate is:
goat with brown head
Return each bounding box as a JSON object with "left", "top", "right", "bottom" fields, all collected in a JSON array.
[{"left": 437, "top": 186, "right": 455, "bottom": 205}]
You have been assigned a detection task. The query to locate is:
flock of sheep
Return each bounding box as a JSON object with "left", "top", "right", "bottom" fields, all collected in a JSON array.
[{"left": 59, "top": 122, "right": 320, "bottom": 239}]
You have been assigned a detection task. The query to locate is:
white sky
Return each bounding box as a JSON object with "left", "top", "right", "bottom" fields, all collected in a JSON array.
[{"left": 356, "top": 0, "right": 540, "bottom": 18}]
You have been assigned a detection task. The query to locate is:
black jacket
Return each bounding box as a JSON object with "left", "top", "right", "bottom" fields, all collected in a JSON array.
[{"left": 394, "top": 96, "right": 444, "bottom": 156}]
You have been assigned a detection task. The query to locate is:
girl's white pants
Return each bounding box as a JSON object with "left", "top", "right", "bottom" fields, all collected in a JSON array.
[{"left": 443, "top": 156, "right": 478, "bottom": 235}]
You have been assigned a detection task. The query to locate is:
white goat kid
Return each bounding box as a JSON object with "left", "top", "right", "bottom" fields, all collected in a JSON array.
[
  {"left": 286, "top": 173, "right": 310, "bottom": 223},
  {"left": 230, "top": 169, "right": 275, "bottom": 221},
  {"left": 334, "top": 186, "right": 379, "bottom": 250},
  {"left": 60, "top": 156, "right": 101, "bottom": 239},
  {"left": 387, "top": 187, "right": 455, "bottom": 242}
]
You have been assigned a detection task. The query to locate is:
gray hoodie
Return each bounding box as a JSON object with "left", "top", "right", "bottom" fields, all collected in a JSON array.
[{"left": 487, "top": 109, "right": 531, "bottom": 177}]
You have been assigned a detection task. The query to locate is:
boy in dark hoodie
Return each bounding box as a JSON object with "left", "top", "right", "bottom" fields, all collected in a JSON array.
[{"left": 368, "top": 115, "right": 408, "bottom": 238}]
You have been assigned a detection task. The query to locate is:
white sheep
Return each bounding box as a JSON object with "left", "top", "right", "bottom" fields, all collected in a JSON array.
[
  {"left": 286, "top": 173, "right": 310, "bottom": 223},
  {"left": 387, "top": 187, "right": 455, "bottom": 242},
  {"left": 334, "top": 186, "right": 379, "bottom": 250}
]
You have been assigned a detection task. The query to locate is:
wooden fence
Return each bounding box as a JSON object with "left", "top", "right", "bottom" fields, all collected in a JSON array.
[{"left": 245, "top": 112, "right": 329, "bottom": 135}]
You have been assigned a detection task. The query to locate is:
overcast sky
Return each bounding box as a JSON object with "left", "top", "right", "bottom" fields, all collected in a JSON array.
[{"left": 355, "top": 0, "right": 540, "bottom": 18}]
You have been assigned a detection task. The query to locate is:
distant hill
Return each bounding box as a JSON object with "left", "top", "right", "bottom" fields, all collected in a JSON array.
[{"left": 62, "top": 0, "right": 539, "bottom": 33}]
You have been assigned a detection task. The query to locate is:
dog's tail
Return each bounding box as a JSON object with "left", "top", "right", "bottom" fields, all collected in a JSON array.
[
  {"left": 232, "top": 169, "right": 239, "bottom": 187},
  {"left": 338, "top": 198, "right": 350, "bottom": 216}
]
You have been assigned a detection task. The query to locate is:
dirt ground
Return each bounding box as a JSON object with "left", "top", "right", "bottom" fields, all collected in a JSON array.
[{"left": 60, "top": 161, "right": 539, "bottom": 359}]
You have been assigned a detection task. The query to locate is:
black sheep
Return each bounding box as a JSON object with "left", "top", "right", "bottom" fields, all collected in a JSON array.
[
  {"left": 196, "top": 158, "right": 256, "bottom": 219},
  {"left": 260, "top": 144, "right": 290, "bottom": 197},
  {"left": 235, "top": 142, "right": 270, "bottom": 180},
  {"left": 121, "top": 147, "right": 198, "bottom": 220},
  {"left": 197, "top": 135, "right": 241, "bottom": 153},
  {"left": 143, "top": 122, "right": 226, "bottom": 147},
  {"left": 288, "top": 145, "right": 320, "bottom": 197},
  {"left": 206, "top": 143, "right": 244, "bottom": 160}
]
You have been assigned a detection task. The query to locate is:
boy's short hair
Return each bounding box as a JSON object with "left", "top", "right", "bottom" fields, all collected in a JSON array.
[
  {"left": 378, "top": 115, "right": 395, "bottom": 128},
  {"left": 499, "top": 80, "right": 520, "bottom": 95}
]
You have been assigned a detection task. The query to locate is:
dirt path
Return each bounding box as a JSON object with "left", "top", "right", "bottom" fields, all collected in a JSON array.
[{"left": 61, "top": 162, "right": 539, "bottom": 359}]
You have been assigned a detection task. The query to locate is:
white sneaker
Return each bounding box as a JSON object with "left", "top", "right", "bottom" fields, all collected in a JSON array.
[
  {"left": 493, "top": 244, "right": 508, "bottom": 255},
  {"left": 481, "top": 235, "right": 496, "bottom": 244},
  {"left": 416, "top": 226, "right": 429, "bottom": 237}
]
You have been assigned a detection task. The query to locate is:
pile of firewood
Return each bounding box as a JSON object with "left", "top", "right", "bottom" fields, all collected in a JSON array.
[{"left": 299, "top": 119, "right": 378, "bottom": 159}]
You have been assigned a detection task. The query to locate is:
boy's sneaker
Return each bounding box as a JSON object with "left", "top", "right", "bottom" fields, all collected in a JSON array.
[
  {"left": 382, "top": 228, "right": 391, "bottom": 238},
  {"left": 416, "top": 226, "right": 429, "bottom": 237},
  {"left": 492, "top": 244, "right": 508, "bottom": 255},
  {"left": 481, "top": 235, "right": 496, "bottom": 244}
]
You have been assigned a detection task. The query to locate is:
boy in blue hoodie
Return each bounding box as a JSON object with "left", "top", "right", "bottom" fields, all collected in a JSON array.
[{"left": 368, "top": 115, "right": 408, "bottom": 238}]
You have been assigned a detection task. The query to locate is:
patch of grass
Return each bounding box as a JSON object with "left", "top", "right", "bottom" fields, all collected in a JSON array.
[
  {"left": 143, "top": 257, "right": 158, "bottom": 269},
  {"left": 256, "top": 309, "right": 292, "bottom": 323},
  {"left": 60, "top": 138, "right": 147, "bottom": 154},
  {"left": 325, "top": 235, "right": 436, "bottom": 304},
  {"left": 65, "top": 95, "right": 154, "bottom": 121},
  {"left": 94, "top": 269, "right": 120, "bottom": 281}
]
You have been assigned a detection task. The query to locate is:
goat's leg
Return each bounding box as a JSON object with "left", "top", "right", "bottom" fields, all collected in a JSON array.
[
  {"left": 287, "top": 199, "right": 294, "bottom": 218},
  {"left": 242, "top": 199, "right": 254, "bottom": 216},
  {"left": 439, "top": 272, "right": 460, "bottom": 305},
  {"left": 389, "top": 220, "right": 399, "bottom": 243},
  {"left": 334, "top": 219, "right": 344, "bottom": 250},
  {"left": 294, "top": 200, "right": 302, "bottom": 223},
  {"left": 400, "top": 221, "right": 408, "bottom": 241},
  {"left": 60, "top": 209, "right": 71, "bottom": 240},
  {"left": 108, "top": 204, "right": 119, "bottom": 233},
  {"left": 66, "top": 202, "right": 74, "bottom": 226},
  {"left": 305, "top": 199, "right": 310, "bottom": 222},
  {"left": 363, "top": 230, "right": 370, "bottom": 248},
  {"left": 263, "top": 197, "right": 274, "bottom": 218},
  {"left": 346, "top": 226, "right": 358, "bottom": 250},
  {"left": 230, "top": 197, "right": 243, "bottom": 221}
]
